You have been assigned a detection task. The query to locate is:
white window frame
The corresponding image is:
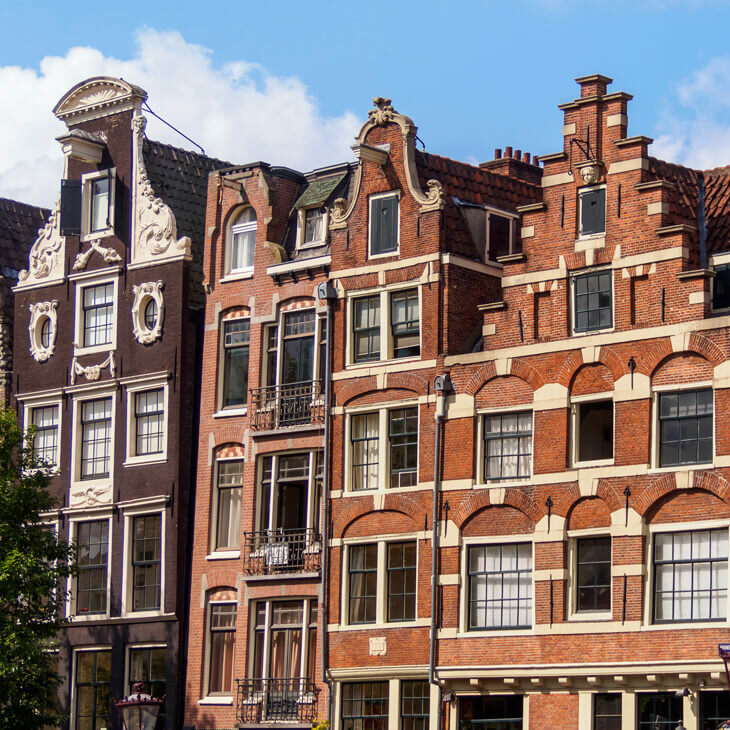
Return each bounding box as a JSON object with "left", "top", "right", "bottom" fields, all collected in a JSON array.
[
  {"left": 72, "top": 273, "right": 119, "bottom": 356},
  {"left": 22, "top": 393, "right": 63, "bottom": 472},
  {"left": 123, "top": 376, "right": 169, "bottom": 466},
  {"left": 650, "top": 381, "right": 714, "bottom": 472},
  {"left": 223, "top": 206, "right": 257, "bottom": 280},
  {"left": 344, "top": 401, "right": 420, "bottom": 493},
  {"left": 296, "top": 206, "right": 329, "bottom": 250},
  {"left": 368, "top": 190, "right": 400, "bottom": 259},
  {"left": 570, "top": 266, "right": 614, "bottom": 336},
  {"left": 210, "top": 455, "right": 244, "bottom": 557},
  {"left": 644, "top": 519, "right": 730, "bottom": 628},
  {"left": 216, "top": 315, "right": 250, "bottom": 415},
  {"left": 570, "top": 392, "right": 615, "bottom": 468},
  {"left": 80, "top": 168, "right": 116, "bottom": 242},
  {"left": 485, "top": 205, "right": 519, "bottom": 261},
  {"left": 67, "top": 513, "right": 113, "bottom": 620},
  {"left": 346, "top": 283, "right": 422, "bottom": 367},
  {"left": 459, "top": 535, "right": 534, "bottom": 636},
  {"left": 70, "top": 388, "right": 116, "bottom": 490},
  {"left": 69, "top": 646, "right": 113, "bottom": 730},
  {"left": 566, "top": 528, "right": 613, "bottom": 622},
  {"left": 578, "top": 183, "right": 606, "bottom": 239},
  {"left": 476, "top": 406, "right": 533, "bottom": 486},
  {"left": 204, "top": 595, "right": 238, "bottom": 699},
  {"left": 121, "top": 503, "right": 166, "bottom": 618},
  {"left": 341, "top": 535, "right": 422, "bottom": 629},
  {"left": 124, "top": 642, "right": 167, "bottom": 697}
]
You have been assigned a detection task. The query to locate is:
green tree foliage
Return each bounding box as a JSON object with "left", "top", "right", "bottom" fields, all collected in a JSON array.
[{"left": 0, "top": 409, "right": 74, "bottom": 727}]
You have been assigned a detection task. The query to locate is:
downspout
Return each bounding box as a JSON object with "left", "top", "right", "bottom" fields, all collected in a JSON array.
[
  {"left": 317, "top": 279, "right": 337, "bottom": 721},
  {"left": 430, "top": 374, "right": 452, "bottom": 723}
]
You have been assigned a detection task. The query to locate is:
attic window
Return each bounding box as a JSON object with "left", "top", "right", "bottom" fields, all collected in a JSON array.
[
  {"left": 488, "top": 213, "right": 514, "bottom": 259},
  {"left": 712, "top": 263, "right": 730, "bottom": 310},
  {"left": 579, "top": 187, "right": 606, "bottom": 237},
  {"left": 60, "top": 168, "right": 116, "bottom": 241}
]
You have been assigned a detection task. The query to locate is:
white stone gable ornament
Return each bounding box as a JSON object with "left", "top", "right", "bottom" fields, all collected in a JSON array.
[
  {"left": 17, "top": 203, "right": 65, "bottom": 286},
  {"left": 28, "top": 300, "right": 59, "bottom": 362},
  {"left": 131, "top": 281, "right": 165, "bottom": 345},
  {"left": 70, "top": 351, "right": 115, "bottom": 385},
  {"left": 73, "top": 239, "right": 122, "bottom": 271},
  {"left": 131, "top": 115, "right": 192, "bottom": 263}
]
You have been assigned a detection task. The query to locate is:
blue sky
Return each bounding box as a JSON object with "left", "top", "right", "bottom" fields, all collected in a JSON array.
[{"left": 3, "top": 0, "right": 730, "bottom": 206}]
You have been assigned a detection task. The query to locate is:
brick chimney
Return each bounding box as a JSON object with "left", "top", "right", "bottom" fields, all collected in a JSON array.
[{"left": 480, "top": 146, "right": 542, "bottom": 186}]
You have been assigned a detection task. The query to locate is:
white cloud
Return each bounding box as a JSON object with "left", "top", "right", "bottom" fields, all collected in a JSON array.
[
  {"left": 0, "top": 28, "right": 360, "bottom": 208},
  {"left": 652, "top": 57, "right": 730, "bottom": 169}
]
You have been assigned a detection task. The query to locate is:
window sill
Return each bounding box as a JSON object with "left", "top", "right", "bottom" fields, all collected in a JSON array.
[
  {"left": 206, "top": 551, "right": 240, "bottom": 561},
  {"left": 220, "top": 270, "right": 254, "bottom": 283},
  {"left": 70, "top": 612, "right": 111, "bottom": 622},
  {"left": 73, "top": 344, "right": 116, "bottom": 358},
  {"left": 198, "top": 696, "right": 233, "bottom": 706},
  {"left": 342, "top": 483, "right": 424, "bottom": 497},
  {"left": 213, "top": 408, "right": 247, "bottom": 418},
  {"left": 456, "top": 627, "right": 533, "bottom": 638},
  {"left": 122, "top": 609, "right": 164, "bottom": 619},
  {"left": 346, "top": 354, "right": 421, "bottom": 371},
  {"left": 368, "top": 248, "right": 400, "bottom": 260},
  {"left": 123, "top": 455, "right": 167, "bottom": 467},
  {"left": 81, "top": 229, "right": 115, "bottom": 243},
  {"left": 296, "top": 240, "right": 326, "bottom": 250},
  {"left": 573, "top": 458, "right": 614, "bottom": 469},
  {"left": 571, "top": 327, "right": 614, "bottom": 338},
  {"left": 648, "top": 463, "right": 712, "bottom": 475},
  {"left": 567, "top": 611, "right": 613, "bottom": 622},
  {"left": 642, "top": 619, "right": 728, "bottom": 631},
  {"left": 330, "top": 617, "right": 430, "bottom": 632},
  {"left": 476, "top": 478, "right": 532, "bottom": 490}
]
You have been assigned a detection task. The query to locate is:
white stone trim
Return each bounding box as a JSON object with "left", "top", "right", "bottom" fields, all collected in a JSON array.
[
  {"left": 131, "top": 280, "right": 165, "bottom": 345},
  {"left": 28, "top": 300, "right": 58, "bottom": 362}
]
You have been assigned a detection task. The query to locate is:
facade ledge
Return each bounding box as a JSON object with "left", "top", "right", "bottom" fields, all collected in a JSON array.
[
  {"left": 496, "top": 252, "right": 526, "bottom": 265},
  {"left": 266, "top": 255, "right": 331, "bottom": 277},
  {"left": 677, "top": 268, "right": 715, "bottom": 280},
  {"left": 635, "top": 180, "right": 676, "bottom": 192},
  {"left": 206, "top": 550, "right": 241, "bottom": 561},
  {"left": 198, "top": 697, "right": 233, "bottom": 706},
  {"left": 212, "top": 407, "right": 247, "bottom": 418},
  {"left": 219, "top": 270, "right": 254, "bottom": 283},
  {"left": 656, "top": 223, "right": 696, "bottom": 236},
  {"left": 243, "top": 571, "right": 320, "bottom": 582},
  {"left": 477, "top": 301, "right": 507, "bottom": 311},
  {"left": 614, "top": 135, "right": 654, "bottom": 147},
  {"left": 250, "top": 423, "right": 323, "bottom": 438}
]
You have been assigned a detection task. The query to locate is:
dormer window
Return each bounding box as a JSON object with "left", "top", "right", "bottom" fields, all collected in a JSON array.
[
  {"left": 227, "top": 207, "right": 256, "bottom": 275},
  {"left": 60, "top": 169, "right": 116, "bottom": 240},
  {"left": 301, "top": 207, "right": 326, "bottom": 247},
  {"left": 89, "top": 176, "right": 110, "bottom": 233},
  {"left": 579, "top": 186, "right": 606, "bottom": 237}
]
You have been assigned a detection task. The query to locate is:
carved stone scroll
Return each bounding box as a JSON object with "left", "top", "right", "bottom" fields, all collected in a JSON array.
[
  {"left": 17, "top": 202, "right": 65, "bottom": 287},
  {"left": 70, "top": 351, "right": 116, "bottom": 385}
]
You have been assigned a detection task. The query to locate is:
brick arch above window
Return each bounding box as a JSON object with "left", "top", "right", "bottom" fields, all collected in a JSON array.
[
  {"left": 566, "top": 496, "right": 612, "bottom": 531},
  {"left": 475, "top": 374, "right": 534, "bottom": 409},
  {"left": 651, "top": 351, "right": 713, "bottom": 386},
  {"left": 342, "top": 508, "right": 420, "bottom": 539},
  {"left": 207, "top": 585, "right": 238, "bottom": 602},
  {"left": 221, "top": 306, "right": 251, "bottom": 320},
  {"left": 215, "top": 442, "right": 245, "bottom": 459},
  {"left": 635, "top": 471, "right": 730, "bottom": 517},
  {"left": 279, "top": 294, "right": 317, "bottom": 311},
  {"left": 461, "top": 504, "right": 534, "bottom": 538},
  {"left": 645, "top": 487, "right": 730, "bottom": 524},
  {"left": 465, "top": 358, "right": 544, "bottom": 397},
  {"left": 338, "top": 382, "right": 418, "bottom": 407},
  {"left": 570, "top": 362, "right": 614, "bottom": 397},
  {"left": 451, "top": 487, "right": 541, "bottom": 529}
]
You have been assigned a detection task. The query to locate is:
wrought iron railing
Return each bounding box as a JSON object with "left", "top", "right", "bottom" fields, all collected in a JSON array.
[
  {"left": 249, "top": 380, "right": 324, "bottom": 431},
  {"left": 243, "top": 528, "right": 321, "bottom": 575},
  {"left": 236, "top": 677, "right": 319, "bottom": 723}
]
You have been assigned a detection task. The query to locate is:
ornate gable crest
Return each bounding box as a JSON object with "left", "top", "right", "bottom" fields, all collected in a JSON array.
[{"left": 53, "top": 76, "right": 147, "bottom": 123}]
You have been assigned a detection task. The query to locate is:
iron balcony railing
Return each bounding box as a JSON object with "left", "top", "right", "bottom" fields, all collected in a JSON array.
[
  {"left": 243, "top": 528, "right": 321, "bottom": 575},
  {"left": 236, "top": 677, "right": 319, "bottom": 723},
  {"left": 249, "top": 380, "right": 324, "bottom": 431}
]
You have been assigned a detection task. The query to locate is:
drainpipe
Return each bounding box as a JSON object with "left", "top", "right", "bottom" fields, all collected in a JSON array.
[
  {"left": 317, "top": 279, "right": 337, "bottom": 721},
  {"left": 430, "top": 373, "right": 453, "bottom": 724}
]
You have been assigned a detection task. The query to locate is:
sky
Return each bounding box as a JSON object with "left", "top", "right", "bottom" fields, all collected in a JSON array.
[{"left": 2, "top": 0, "right": 730, "bottom": 208}]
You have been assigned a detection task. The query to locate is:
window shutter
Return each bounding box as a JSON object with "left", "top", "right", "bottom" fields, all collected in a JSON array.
[
  {"left": 106, "top": 168, "right": 114, "bottom": 229},
  {"left": 370, "top": 195, "right": 398, "bottom": 255},
  {"left": 60, "top": 179, "right": 82, "bottom": 236},
  {"left": 370, "top": 198, "right": 383, "bottom": 254},
  {"left": 581, "top": 189, "right": 606, "bottom": 236}
]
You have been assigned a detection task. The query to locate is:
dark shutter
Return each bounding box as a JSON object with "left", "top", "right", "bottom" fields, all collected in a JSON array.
[
  {"left": 581, "top": 188, "right": 606, "bottom": 236},
  {"left": 713, "top": 264, "right": 730, "bottom": 309},
  {"left": 106, "top": 168, "right": 114, "bottom": 228},
  {"left": 489, "top": 214, "right": 512, "bottom": 259},
  {"left": 60, "top": 179, "right": 82, "bottom": 236},
  {"left": 370, "top": 195, "right": 398, "bottom": 255}
]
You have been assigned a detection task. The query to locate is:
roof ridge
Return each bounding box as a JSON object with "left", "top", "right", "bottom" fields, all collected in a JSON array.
[
  {"left": 0, "top": 196, "right": 51, "bottom": 215},
  {"left": 144, "top": 136, "right": 232, "bottom": 168}
]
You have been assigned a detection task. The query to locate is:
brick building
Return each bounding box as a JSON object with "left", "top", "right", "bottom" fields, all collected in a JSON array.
[
  {"left": 183, "top": 157, "right": 350, "bottom": 727},
  {"left": 11, "top": 76, "right": 227, "bottom": 729}
]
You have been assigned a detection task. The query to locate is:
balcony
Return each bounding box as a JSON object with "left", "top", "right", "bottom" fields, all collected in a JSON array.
[
  {"left": 243, "top": 528, "right": 321, "bottom": 576},
  {"left": 236, "top": 677, "right": 319, "bottom": 723},
  {"left": 249, "top": 380, "right": 324, "bottom": 431}
]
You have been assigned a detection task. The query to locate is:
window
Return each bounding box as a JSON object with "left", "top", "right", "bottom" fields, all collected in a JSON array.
[
  {"left": 483, "top": 412, "right": 532, "bottom": 481},
  {"left": 576, "top": 537, "right": 611, "bottom": 612},
  {"left": 369, "top": 193, "right": 399, "bottom": 256},
  {"left": 60, "top": 169, "right": 116, "bottom": 240},
  {"left": 579, "top": 186, "right": 606, "bottom": 237},
  {"left": 82, "top": 283, "right": 115, "bottom": 348},
  {"left": 468, "top": 543, "right": 532, "bottom": 630},
  {"left": 346, "top": 540, "right": 418, "bottom": 625},
  {"left": 658, "top": 389, "right": 713, "bottom": 467},
  {"left": 221, "top": 319, "right": 250, "bottom": 408},
  {"left": 251, "top": 600, "right": 317, "bottom": 680},
  {"left": 40, "top": 318, "right": 52, "bottom": 348},
  {"left": 74, "top": 650, "right": 111, "bottom": 730},
  {"left": 459, "top": 696, "right": 523, "bottom": 730},
  {"left": 353, "top": 296, "right": 380, "bottom": 363},
  {"left": 128, "top": 647, "right": 166, "bottom": 729},
  {"left": 76, "top": 520, "right": 109, "bottom": 615},
  {"left": 342, "top": 682, "right": 389, "bottom": 730},
  {"left": 215, "top": 460, "right": 242, "bottom": 551},
  {"left": 391, "top": 289, "right": 420, "bottom": 358},
  {"left": 302, "top": 207, "right": 326, "bottom": 246},
  {"left": 637, "top": 693, "right": 682, "bottom": 729},
  {"left": 700, "top": 691, "right": 730, "bottom": 730},
  {"left": 134, "top": 389, "right": 164, "bottom": 456},
  {"left": 593, "top": 693, "right": 621, "bottom": 730},
  {"left": 30, "top": 405, "right": 59, "bottom": 467},
  {"left": 131, "top": 515, "right": 161, "bottom": 612},
  {"left": 488, "top": 211, "right": 517, "bottom": 260},
  {"left": 712, "top": 262, "right": 730, "bottom": 310},
  {"left": 208, "top": 601, "right": 237, "bottom": 695},
  {"left": 575, "top": 400, "right": 613, "bottom": 463},
  {"left": 144, "top": 298, "right": 158, "bottom": 330},
  {"left": 573, "top": 270, "right": 612, "bottom": 332},
  {"left": 653, "top": 528, "right": 727, "bottom": 622},
  {"left": 401, "top": 680, "right": 430, "bottom": 730},
  {"left": 90, "top": 176, "right": 110, "bottom": 233},
  {"left": 351, "top": 287, "right": 421, "bottom": 364},
  {"left": 349, "top": 544, "right": 377, "bottom": 624},
  {"left": 227, "top": 207, "right": 256, "bottom": 274},
  {"left": 80, "top": 398, "right": 112, "bottom": 479},
  {"left": 387, "top": 542, "right": 416, "bottom": 621},
  {"left": 349, "top": 406, "right": 419, "bottom": 491}
]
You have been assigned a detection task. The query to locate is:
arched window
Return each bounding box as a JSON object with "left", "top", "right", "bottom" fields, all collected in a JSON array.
[{"left": 228, "top": 207, "right": 257, "bottom": 274}]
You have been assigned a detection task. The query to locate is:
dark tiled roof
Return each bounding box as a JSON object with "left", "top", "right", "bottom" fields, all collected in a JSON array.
[
  {"left": 293, "top": 173, "right": 347, "bottom": 209},
  {"left": 704, "top": 166, "right": 730, "bottom": 255},
  {"left": 416, "top": 151, "right": 542, "bottom": 258},
  {"left": 142, "top": 140, "right": 231, "bottom": 307},
  {"left": 0, "top": 198, "right": 50, "bottom": 275}
]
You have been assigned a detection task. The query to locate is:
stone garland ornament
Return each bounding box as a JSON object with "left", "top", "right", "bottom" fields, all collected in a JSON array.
[
  {"left": 70, "top": 351, "right": 116, "bottom": 385},
  {"left": 17, "top": 203, "right": 65, "bottom": 286},
  {"left": 131, "top": 281, "right": 164, "bottom": 345},
  {"left": 28, "top": 300, "right": 59, "bottom": 362},
  {"left": 69, "top": 483, "right": 112, "bottom": 508},
  {"left": 72, "top": 238, "right": 122, "bottom": 271},
  {"left": 132, "top": 115, "right": 192, "bottom": 262}
]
